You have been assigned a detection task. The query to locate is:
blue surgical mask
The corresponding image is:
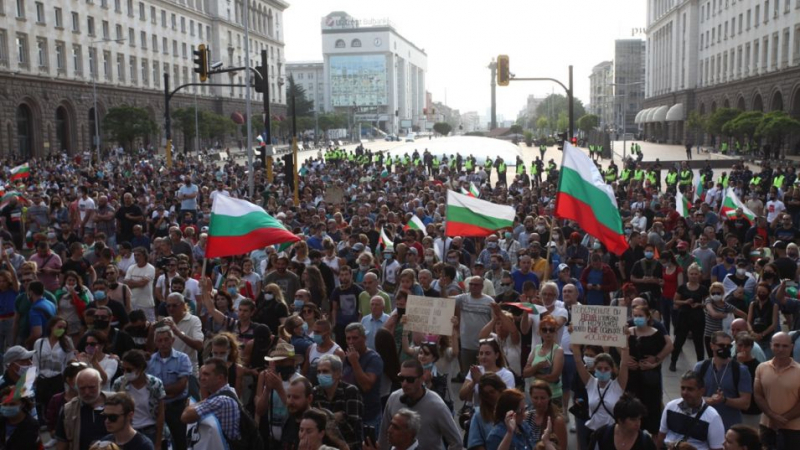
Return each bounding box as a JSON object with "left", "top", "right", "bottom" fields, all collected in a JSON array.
[
  {"left": 301, "top": 322, "right": 309, "bottom": 334},
  {"left": 423, "top": 362, "right": 434, "bottom": 371},
  {"left": 227, "top": 287, "right": 238, "bottom": 296},
  {"left": 312, "top": 334, "right": 324, "bottom": 345},
  {"left": 595, "top": 370, "right": 612, "bottom": 382},
  {"left": 294, "top": 299, "right": 305, "bottom": 310},
  {"left": 93, "top": 290, "right": 106, "bottom": 301},
  {"left": 633, "top": 317, "right": 647, "bottom": 327},
  {"left": 644, "top": 251, "right": 654, "bottom": 259},
  {"left": 0, "top": 405, "right": 20, "bottom": 417},
  {"left": 317, "top": 374, "right": 334, "bottom": 388}
]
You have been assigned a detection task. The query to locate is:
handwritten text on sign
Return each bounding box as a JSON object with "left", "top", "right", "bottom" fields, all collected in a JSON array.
[
  {"left": 570, "top": 305, "right": 628, "bottom": 348},
  {"left": 404, "top": 295, "right": 456, "bottom": 336}
]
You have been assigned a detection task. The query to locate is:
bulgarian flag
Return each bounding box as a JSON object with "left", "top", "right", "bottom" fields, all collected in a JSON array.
[
  {"left": 555, "top": 142, "right": 629, "bottom": 255},
  {"left": 460, "top": 183, "right": 480, "bottom": 198},
  {"left": 379, "top": 227, "right": 394, "bottom": 250},
  {"left": 404, "top": 215, "right": 427, "bottom": 236},
  {"left": 445, "top": 190, "right": 515, "bottom": 237},
  {"left": 206, "top": 195, "right": 300, "bottom": 258},
  {"left": 676, "top": 191, "right": 691, "bottom": 218},
  {"left": 693, "top": 175, "right": 705, "bottom": 202},
  {"left": 10, "top": 163, "right": 30, "bottom": 181},
  {"left": 720, "top": 187, "right": 756, "bottom": 223}
]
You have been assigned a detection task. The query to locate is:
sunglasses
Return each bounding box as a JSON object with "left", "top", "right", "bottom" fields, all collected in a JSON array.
[
  {"left": 397, "top": 375, "right": 418, "bottom": 384},
  {"left": 302, "top": 308, "right": 314, "bottom": 314},
  {"left": 86, "top": 342, "right": 98, "bottom": 347},
  {"left": 540, "top": 327, "right": 557, "bottom": 334},
  {"left": 101, "top": 413, "right": 122, "bottom": 423}
]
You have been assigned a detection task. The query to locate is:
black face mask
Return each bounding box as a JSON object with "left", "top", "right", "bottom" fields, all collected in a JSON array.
[
  {"left": 397, "top": 307, "right": 406, "bottom": 318},
  {"left": 277, "top": 365, "right": 295, "bottom": 381},
  {"left": 93, "top": 320, "right": 109, "bottom": 330},
  {"left": 715, "top": 346, "right": 732, "bottom": 359}
]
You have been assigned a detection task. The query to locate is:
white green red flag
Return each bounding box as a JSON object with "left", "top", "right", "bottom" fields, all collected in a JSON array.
[
  {"left": 720, "top": 187, "right": 756, "bottom": 223},
  {"left": 693, "top": 175, "right": 705, "bottom": 203},
  {"left": 206, "top": 195, "right": 300, "bottom": 258},
  {"left": 404, "top": 215, "right": 427, "bottom": 236},
  {"left": 469, "top": 182, "right": 480, "bottom": 198},
  {"left": 676, "top": 191, "right": 691, "bottom": 218},
  {"left": 555, "top": 142, "right": 629, "bottom": 255},
  {"left": 9, "top": 163, "right": 30, "bottom": 182},
  {"left": 379, "top": 227, "right": 394, "bottom": 250},
  {"left": 445, "top": 190, "right": 515, "bottom": 237}
]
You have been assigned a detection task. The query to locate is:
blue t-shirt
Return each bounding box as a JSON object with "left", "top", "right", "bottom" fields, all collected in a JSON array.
[
  {"left": 486, "top": 421, "right": 535, "bottom": 450},
  {"left": 0, "top": 290, "right": 16, "bottom": 316},
  {"left": 467, "top": 407, "right": 495, "bottom": 450},
  {"left": 711, "top": 263, "right": 735, "bottom": 282},
  {"left": 585, "top": 268, "right": 605, "bottom": 305},
  {"left": 29, "top": 298, "right": 57, "bottom": 330},
  {"left": 692, "top": 359, "right": 752, "bottom": 430},
  {"left": 178, "top": 184, "right": 199, "bottom": 210},
  {"left": 511, "top": 270, "right": 540, "bottom": 294}
]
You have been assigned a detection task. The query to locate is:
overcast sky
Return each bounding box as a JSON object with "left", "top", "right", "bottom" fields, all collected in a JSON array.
[{"left": 283, "top": 0, "right": 647, "bottom": 120}]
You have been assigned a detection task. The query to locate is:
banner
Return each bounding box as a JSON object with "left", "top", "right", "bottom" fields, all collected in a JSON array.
[
  {"left": 570, "top": 305, "right": 628, "bottom": 348},
  {"left": 404, "top": 295, "right": 456, "bottom": 336}
]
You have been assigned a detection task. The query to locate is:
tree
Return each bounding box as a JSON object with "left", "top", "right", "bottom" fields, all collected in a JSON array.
[
  {"left": 317, "top": 112, "right": 348, "bottom": 132},
  {"left": 706, "top": 108, "right": 741, "bottom": 146},
  {"left": 536, "top": 116, "right": 549, "bottom": 133},
  {"left": 202, "top": 111, "right": 237, "bottom": 142},
  {"left": 534, "top": 93, "right": 587, "bottom": 133},
  {"left": 172, "top": 107, "right": 200, "bottom": 148},
  {"left": 556, "top": 112, "right": 569, "bottom": 133},
  {"left": 103, "top": 105, "right": 158, "bottom": 150},
  {"left": 433, "top": 122, "right": 452, "bottom": 136},
  {"left": 576, "top": 114, "right": 599, "bottom": 134},
  {"left": 756, "top": 111, "right": 800, "bottom": 155},
  {"left": 509, "top": 124, "right": 523, "bottom": 135},
  {"left": 285, "top": 74, "right": 314, "bottom": 118},
  {"left": 722, "top": 111, "right": 763, "bottom": 146},
  {"left": 686, "top": 110, "right": 707, "bottom": 148}
]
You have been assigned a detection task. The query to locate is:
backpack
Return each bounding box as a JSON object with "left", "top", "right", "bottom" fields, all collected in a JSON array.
[
  {"left": 697, "top": 359, "right": 740, "bottom": 397},
  {"left": 215, "top": 390, "right": 265, "bottom": 450}
]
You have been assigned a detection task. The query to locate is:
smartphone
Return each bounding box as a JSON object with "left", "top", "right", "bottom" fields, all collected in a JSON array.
[{"left": 364, "top": 425, "right": 376, "bottom": 445}]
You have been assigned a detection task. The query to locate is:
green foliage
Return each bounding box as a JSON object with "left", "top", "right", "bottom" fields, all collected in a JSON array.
[
  {"left": 317, "top": 112, "right": 348, "bottom": 131},
  {"left": 174, "top": 107, "right": 237, "bottom": 147},
  {"left": 509, "top": 124, "right": 524, "bottom": 134},
  {"left": 286, "top": 74, "right": 315, "bottom": 118},
  {"left": 577, "top": 114, "right": 599, "bottom": 133},
  {"left": 102, "top": 105, "right": 159, "bottom": 150},
  {"left": 686, "top": 111, "right": 707, "bottom": 134},
  {"left": 722, "top": 111, "right": 763, "bottom": 141},
  {"left": 706, "top": 108, "right": 741, "bottom": 137},
  {"left": 534, "top": 93, "right": 587, "bottom": 132},
  {"left": 756, "top": 111, "right": 800, "bottom": 148},
  {"left": 523, "top": 131, "right": 533, "bottom": 146},
  {"left": 536, "top": 116, "right": 549, "bottom": 132},
  {"left": 433, "top": 122, "right": 452, "bottom": 136}
]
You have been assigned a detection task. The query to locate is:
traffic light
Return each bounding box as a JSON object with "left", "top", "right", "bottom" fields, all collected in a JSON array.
[
  {"left": 557, "top": 132, "right": 568, "bottom": 151},
  {"left": 193, "top": 44, "right": 209, "bottom": 82},
  {"left": 496, "top": 55, "right": 510, "bottom": 86},
  {"left": 571, "top": 137, "right": 578, "bottom": 146},
  {"left": 254, "top": 65, "right": 266, "bottom": 93}
]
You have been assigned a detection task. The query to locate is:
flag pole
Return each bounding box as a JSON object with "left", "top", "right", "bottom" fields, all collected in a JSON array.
[
  {"left": 544, "top": 140, "right": 569, "bottom": 283},
  {"left": 542, "top": 214, "right": 556, "bottom": 282}
]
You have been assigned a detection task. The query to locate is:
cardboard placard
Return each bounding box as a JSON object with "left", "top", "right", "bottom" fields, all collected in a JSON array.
[
  {"left": 570, "top": 305, "right": 628, "bottom": 348},
  {"left": 404, "top": 295, "right": 456, "bottom": 336},
  {"left": 324, "top": 186, "right": 344, "bottom": 204}
]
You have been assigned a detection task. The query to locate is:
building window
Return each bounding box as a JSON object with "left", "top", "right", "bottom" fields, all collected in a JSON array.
[
  {"left": 36, "top": 37, "right": 46, "bottom": 68},
  {"left": 138, "top": 1, "right": 144, "bottom": 20},
  {"left": 102, "top": 20, "right": 109, "bottom": 39},
  {"left": 152, "top": 34, "right": 157, "bottom": 52},
  {"left": 335, "top": 39, "right": 345, "bottom": 48},
  {"left": 35, "top": 1, "right": 44, "bottom": 23},
  {"left": 162, "top": 37, "right": 167, "bottom": 54},
  {"left": 180, "top": 17, "right": 185, "bottom": 33},
  {"left": 117, "top": 53, "right": 124, "bottom": 80},
  {"left": 126, "top": 0, "right": 132, "bottom": 17},
  {"left": 140, "top": 31, "right": 146, "bottom": 49},
  {"left": 103, "top": 50, "right": 110, "bottom": 79},
  {"left": 171, "top": 13, "right": 176, "bottom": 30},
  {"left": 72, "top": 44, "right": 81, "bottom": 75},
  {"left": 55, "top": 41, "right": 64, "bottom": 71},
  {"left": 161, "top": 10, "right": 166, "bottom": 27},
  {"left": 71, "top": 12, "right": 79, "bottom": 32},
  {"left": 153, "top": 60, "right": 159, "bottom": 86},
  {"left": 141, "top": 58, "right": 147, "bottom": 85},
  {"left": 794, "top": 25, "right": 800, "bottom": 64},
  {"left": 54, "top": 7, "right": 62, "bottom": 28},
  {"left": 172, "top": 39, "right": 177, "bottom": 56},
  {"left": 755, "top": 5, "right": 760, "bottom": 25},
  {"left": 114, "top": 0, "right": 120, "bottom": 12},
  {"left": 15, "top": 0, "right": 24, "bottom": 18},
  {"left": 351, "top": 39, "right": 361, "bottom": 47},
  {"left": 129, "top": 55, "right": 136, "bottom": 83},
  {"left": 198, "top": 24, "right": 203, "bottom": 39},
  {"left": 190, "top": 20, "right": 194, "bottom": 36},
  {"left": 88, "top": 46, "right": 95, "bottom": 76},
  {"left": 87, "top": 16, "right": 95, "bottom": 36},
  {"left": 115, "top": 24, "right": 122, "bottom": 40},
  {"left": 150, "top": 6, "right": 155, "bottom": 24},
  {"left": 181, "top": 42, "right": 186, "bottom": 58},
  {"left": 128, "top": 28, "right": 134, "bottom": 46}
]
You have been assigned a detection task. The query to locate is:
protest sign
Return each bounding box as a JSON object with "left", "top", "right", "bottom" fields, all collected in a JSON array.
[
  {"left": 570, "top": 305, "right": 628, "bottom": 348},
  {"left": 324, "top": 186, "right": 344, "bottom": 204},
  {"left": 404, "top": 295, "right": 456, "bottom": 336}
]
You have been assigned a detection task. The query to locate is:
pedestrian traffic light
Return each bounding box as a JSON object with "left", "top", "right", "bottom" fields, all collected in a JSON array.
[
  {"left": 193, "top": 44, "right": 209, "bottom": 82},
  {"left": 496, "top": 55, "right": 510, "bottom": 86},
  {"left": 254, "top": 65, "right": 267, "bottom": 93},
  {"left": 557, "top": 132, "right": 568, "bottom": 151}
]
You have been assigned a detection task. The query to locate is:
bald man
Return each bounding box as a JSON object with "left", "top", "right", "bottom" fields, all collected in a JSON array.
[{"left": 754, "top": 332, "right": 800, "bottom": 447}]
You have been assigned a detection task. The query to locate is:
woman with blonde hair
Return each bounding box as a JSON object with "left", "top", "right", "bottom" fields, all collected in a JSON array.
[{"left": 206, "top": 332, "right": 247, "bottom": 396}]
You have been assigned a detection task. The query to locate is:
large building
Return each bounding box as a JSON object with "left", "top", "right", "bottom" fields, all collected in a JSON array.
[
  {"left": 0, "top": 0, "right": 289, "bottom": 158},
  {"left": 614, "top": 40, "right": 646, "bottom": 135},
  {"left": 320, "top": 11, "right": 427, "bottom": 135},
  {"left": 589, "top": 61, "right": 614, "bottom": 130},
  {"left": 285, "top": 61, "right": 324, "bottom": 110},
  {"left": 640, "top": 0, "right": 800, "bottom": 145}
]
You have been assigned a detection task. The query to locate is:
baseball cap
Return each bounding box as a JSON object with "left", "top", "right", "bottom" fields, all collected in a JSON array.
[
  {"left": 558, "top": 263, "right": 570, "bottom": 272},
  {"left": 264, "top": 342, "right": 296, "bottom": 362},
  {"left": 4, "top": 346, "right": 34, "bottom": 367}
]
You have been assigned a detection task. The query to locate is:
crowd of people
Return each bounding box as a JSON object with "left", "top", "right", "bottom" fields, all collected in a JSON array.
[{"left": 0, "top": 143, "right": 795, "bottom": 450}]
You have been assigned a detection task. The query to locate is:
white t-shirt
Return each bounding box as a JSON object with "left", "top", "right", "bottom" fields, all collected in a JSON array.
[
  {"left": 660, "top": 399, "right": 725, "bottom": 450},
  {"left": 585, "top": 377, "right": 624, "bottom": 431},
  {"left": 128, "top": 383, "right": 157, "bottom": 428},
  {"left": 465, "top": 366, "right": 516, "bottom": 405},
  {"left": 209, "top": 189, "right": 230, "bottom": 206},
  {"left": 125, "top": 263, "right": 156, "bottom": 308},
  {"left": 766, "top": 199, "right": 786, "bottom": 223},
  {"left": 78, "top": 197, "right": 97, "bottom": 227}
]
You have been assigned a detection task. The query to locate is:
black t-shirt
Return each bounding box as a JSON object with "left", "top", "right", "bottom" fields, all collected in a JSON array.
[
  {"left": 62, "top": 257, "right": 93, "bottom": 286},
  {"left": 0, "top": 205, "right": 23, "bottom": 233},
  {"left": 115, "top": 204, "right": 144, "bottom": 241},
  {"left": 676, "top": 284, "right": 709, "bottom": 313},
  {"left": 101, "top": 432, "right": 155, "bottom": 450},
  {"left": 87, "top": 300, "right": 129, "bottom": 328},
  {"left": 631, "top": 259, "right": 664, "bottom": 298},
  {"left": 253, "top": 295, "right": 288, "bottom": 333}
]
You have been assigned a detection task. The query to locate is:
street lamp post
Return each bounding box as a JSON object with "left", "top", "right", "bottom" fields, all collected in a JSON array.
[
  {"left": 90, "top": 38, "right": 125, "bottom": 163},
  {"left": 610, "top": 81, "right": 644, "bottom": 160}
]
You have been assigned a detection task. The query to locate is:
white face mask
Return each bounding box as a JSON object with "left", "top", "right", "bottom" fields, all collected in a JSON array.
[
  {"left": 583, "top": 356, "right": 596, "bottom": 369},
  {"left": 123, "top": 371, "right": 139, "bottom": 383}
]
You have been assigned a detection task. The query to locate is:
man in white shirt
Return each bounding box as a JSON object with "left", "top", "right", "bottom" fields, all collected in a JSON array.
[
  {"left": 209, "top": 181, "right": 230, "bottom": 206},
  {"left": 125, "top": 247, "right": 157, "bottom": 321},
  {"left": 657, "top": 371, "right": 725, "bottom": 450},
  {"left": 78, "top": 186, "right": 96, "bottom": 237},
  {"left": 766, "top": 192, "right": 786, "bottom": 224}
]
